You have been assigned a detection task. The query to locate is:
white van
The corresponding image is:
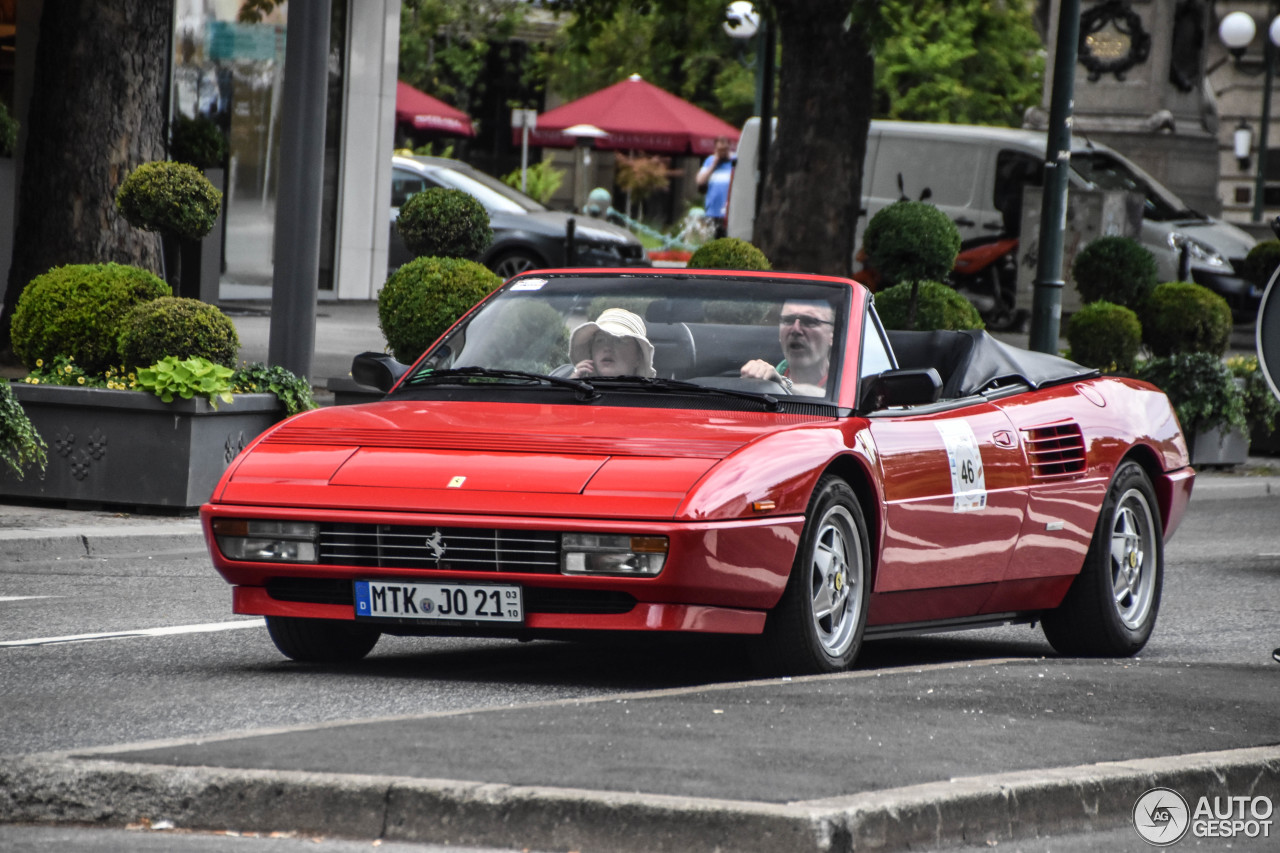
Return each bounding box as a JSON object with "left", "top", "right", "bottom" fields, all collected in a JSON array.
[{"left": 727, "top": 118, "right": 1259, "bottom": 313}]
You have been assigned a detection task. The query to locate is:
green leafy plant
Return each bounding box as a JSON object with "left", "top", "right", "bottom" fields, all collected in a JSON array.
[
  {"left": 0, "top": 382, "right": 48, "bottom": 480},
  {"left": 170, "top": 114, "right": 228, "bottom": 170},
  {"left": 0, "top": 101, "right": 17, "bottom": 158},
  {"left": 115, "top": 161, "right": 223, "bottom": 241},
  {"left": 1141, "top": 281, "right": 1233, "bottom": 358},
  {"left": 1070, "top": 236, "right": 1157, "bottom": 310},
  {"left": 1240, "top": 239, "right": 1280, "bottom": 290},
  {"left": 1065, "top": 301, "right": 1142, "bottom": 373},
  {"left": 861, "top": 201, "right": 960, "bottom": 287},
  {"left": 118, "top": 297, "right": 240, "bottom": 370},
  {"left": 1227, "top": 355, "right": 1280, "bottom": 437},
  {"left": 11, "top": 263, "right": 171, "bottom": 374},
  {"left": 875, "top": 280, "right": 984, "bottom": 331},
  {"left": 686, "top": 237, "right": 771, "bottom": 271},
  {"left": 20, "top": 355, "right": 114, "bottom": 389},
  {"left": 134, "top": 356, "right": 235, "bottom": 408},
  {"left": 1138, "top": 353, "right": 1247, "bottom": 438},
  {"left": 501, "top": 160, "right": 564, "bottom": 205},
  {"left": 231, "top": 363, "right": 318, "bottom": 417},
  {"left": 396, "top": 187, "right": 492, "bottom": 260},
  {"left": 378, "top": 256, "right": 503, "bottom": 362}
]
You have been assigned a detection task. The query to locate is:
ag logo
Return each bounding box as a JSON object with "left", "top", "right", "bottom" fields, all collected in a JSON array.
[{"left": 1133, "top": 787, "right": 1190, "bottom": 846}]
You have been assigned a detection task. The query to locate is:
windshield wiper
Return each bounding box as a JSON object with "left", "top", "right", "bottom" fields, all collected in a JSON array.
[
  {"left": 585, "top": 375, "right": 783, "bottom": 412},
  {"left": 403, "top": 367, "right": 601, "bottom": 400}
]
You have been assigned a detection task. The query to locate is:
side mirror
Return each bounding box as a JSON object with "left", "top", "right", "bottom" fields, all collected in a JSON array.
[
  {"left": 351, "top": 352, "right": 409, "bottom": 393},
  {"left": 860, "top": 368, "right": 943, "bottom": 413}
]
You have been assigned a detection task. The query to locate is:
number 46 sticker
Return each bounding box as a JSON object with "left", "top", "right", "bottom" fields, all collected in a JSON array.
[{"left": 937, "top": 421, "right": 987, "bottom": 512}]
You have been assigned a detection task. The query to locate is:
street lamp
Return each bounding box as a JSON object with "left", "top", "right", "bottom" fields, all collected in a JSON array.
[
  {"left": 563, "top": 123, "right": 608, "bottom": 213},
  {"left": 723, "top": 2, "right": 774, "bottom": 231},
  {"left": 1218, "top": 6, "right": 1280, "bottom": 222}
]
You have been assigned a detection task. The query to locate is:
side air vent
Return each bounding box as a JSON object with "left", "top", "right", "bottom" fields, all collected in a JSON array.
[{"left": 1022, "top": 423, "right": 1086, "bottom": 480}]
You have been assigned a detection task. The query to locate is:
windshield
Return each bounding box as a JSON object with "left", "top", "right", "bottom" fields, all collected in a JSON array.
[
  {"left": 405, "top": 273, "right": 851, "bottom": 405},
  {"left": 1071, "top": 151, "right": 1198, "bottom": 222},
  {"left": 428, "top": 165, "right": 546, "bottom": 214}
]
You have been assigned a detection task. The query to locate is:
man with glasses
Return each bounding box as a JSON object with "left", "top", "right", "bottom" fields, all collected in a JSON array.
[{"left": 740, "top": 299, "right": 835, "bottom": 395}]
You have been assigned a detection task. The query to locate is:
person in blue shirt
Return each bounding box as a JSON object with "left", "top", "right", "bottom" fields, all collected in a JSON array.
[{"left": 697, "top": 136, "right": 734, "bottom": 238}]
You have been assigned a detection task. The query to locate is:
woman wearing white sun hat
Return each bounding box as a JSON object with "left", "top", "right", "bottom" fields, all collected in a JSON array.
[{"left": 568, "top": 308, "right": 656, "bottom": 378}]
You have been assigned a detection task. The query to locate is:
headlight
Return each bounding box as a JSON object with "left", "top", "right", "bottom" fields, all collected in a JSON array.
[
  {"left": 1167, "top": 233, "right": 1229, "bottom": 269},
  {"left": 213, "top": 519, "right": 319, "bottom": 563},
  {"left": 561, "top": 533, "right": 668, "bottom": 576}
]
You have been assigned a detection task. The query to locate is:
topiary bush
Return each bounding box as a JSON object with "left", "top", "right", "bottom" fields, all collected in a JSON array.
[
  {"left": 1070, "top": 236, "right": 1157, "bottom": 309},
  {"left": 378, "top": 256, "right": 503, "bottom": 363},
  {"left": 0, "top": 101, "right": 17, "bottom": 158},
  {"left": 397, "top": 187, "right": 492, "bottom": 260},
  {"left": 1240, "top": 239, "right": 1280, "bottom": 290},
  {"left": 686, "top": 237, "right": 771, "bottom": 270},
  {"left": 861, "top": 201, "right": 961, "bottom": 287},
  {"left": 874, "top": 280, "right": 984, "bottom": 331},
  {"left": 11, "top": 263, "right": 171, "bottom": 373},
  {"left": 117, "top": 296, "right": 241, "bottom": 370},
  {"left": 1141, "top": 281, "right": 1232, "bottom": 357},
  {"left": 115, "top": 161, "right": 222, "bottom": 241},
  {"left": 170, "top": 114, "right": 228, "bottom": 170},
  {"left": 1065, "top": 301, "right": 1142, "bottom": 372}
]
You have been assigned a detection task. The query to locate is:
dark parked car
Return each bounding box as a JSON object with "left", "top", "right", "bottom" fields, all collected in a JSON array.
[{"left": 390, "top": 155, "right": 650, "bottom": 278}]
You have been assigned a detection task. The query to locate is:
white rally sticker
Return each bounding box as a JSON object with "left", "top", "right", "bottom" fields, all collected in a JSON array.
[
  {"left": 509, "top": 278, "right": 546, "bottom": 290},
  {"left": 937, "top": 421, "right": 987, "bottom": 512}
]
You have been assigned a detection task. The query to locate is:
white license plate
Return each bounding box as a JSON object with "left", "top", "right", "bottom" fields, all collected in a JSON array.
[{"left": 354, "top": 580, "right": 523, "bottom": 623}]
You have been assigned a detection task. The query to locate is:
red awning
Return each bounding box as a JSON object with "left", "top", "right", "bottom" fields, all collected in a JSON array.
[
  {"left": 523, "top": 75, "right": 739, "bottom": 156},
  {"left": 396, "top": 81, "right": 474, "bottom": 138}
]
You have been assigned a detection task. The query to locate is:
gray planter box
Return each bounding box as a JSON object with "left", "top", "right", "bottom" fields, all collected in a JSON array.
[
  {"left": 2, "top": 384, "right": 283, "bottom": 509},
  {"left": 1190, "top": 425, "right": 1250, "bottom": 468}
]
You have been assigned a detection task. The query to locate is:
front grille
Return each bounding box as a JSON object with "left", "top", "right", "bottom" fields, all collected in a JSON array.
[
  {"left": 1023, "top": 422, "right": 1086, "bottom": 480},
  {"left": 265, "top": 578, "right": 635, "bottom": 615},
  {"left": 319, "top": 523, "right": 560, "bottom": 573}
]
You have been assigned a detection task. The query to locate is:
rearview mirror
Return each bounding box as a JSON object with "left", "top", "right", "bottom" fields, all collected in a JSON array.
[
  {"left": 859, "top": 368, "right": 943, "bottom": 413},
  {"left": 351, "top": 352, "right": 410, "bottom": 392}
]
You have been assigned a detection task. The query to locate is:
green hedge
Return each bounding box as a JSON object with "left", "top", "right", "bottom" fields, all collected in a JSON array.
[
  {"left": 1141, "top": 281, "right": 1232, "bottom": 357},
  {"left": 874, "top": 280, "right": 984, "bottom": 331},
  {"left": 378, "top": 256, "right": 503, "bottom": 363},
  {"left": 1071, "top": 236, "right": 1157, "bottom": 309},
  {"left": 1065, "top": 301, "right": 1141, "bottom": 372},
  {"left": 396, "top": 187, "right": 492, "bottom": 260},
  {"left": 118, "top": 296, "right": 241, "bottom": 370},
  {"left": 861, "top": 201, "right": 960, "bottom": 287},
  {"left": 687, "top": 237, "right": 771, "bottom": 270},
  {"left": 115, "top": 161, "right": 222, "bottom": 241}
]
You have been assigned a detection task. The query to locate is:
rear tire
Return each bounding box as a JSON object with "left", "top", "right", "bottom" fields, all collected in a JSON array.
[
  {"left": 755, "top": 476, "right": 870, "bottom": 674},
  {"left": 1042, "top": 461, "right": 1163, "bottom": 656},
  {"left": 265, "top": 616, "right": 380, "bottom": 663}
]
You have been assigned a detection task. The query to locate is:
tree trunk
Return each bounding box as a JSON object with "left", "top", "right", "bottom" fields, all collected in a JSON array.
[
  {"left": 754, "top": 0, "right": 874, "bottom": 278},
  {"left": 0, "top": 0, "right": 171, "bottom": 351}
]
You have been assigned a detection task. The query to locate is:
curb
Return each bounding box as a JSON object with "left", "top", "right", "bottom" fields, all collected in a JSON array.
[
  {"left": 2, "top": 746, "right": 1277, "bottom": 852},
  {"left": 0, "top": 523, "right": 205, "bottom": 563}
]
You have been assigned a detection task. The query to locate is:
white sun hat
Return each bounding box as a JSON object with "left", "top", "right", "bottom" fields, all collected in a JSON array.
[{"left": 569, "top": 308, "right": 656, "bottom": 377}]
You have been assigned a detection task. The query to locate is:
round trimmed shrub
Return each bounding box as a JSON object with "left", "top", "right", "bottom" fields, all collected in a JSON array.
[
  {"left": 118, "top": 297, "right": 241, "bottom": 370},
  {"left": 686, "top": 237, "right": 771, "bottom": 270},
  {"left": 1070, "top": 236, "right": 1157, "bottom": 309},
  {"left": 115, "top": 161, "right": 222, "bottom": 241},
  {"left": 862, "top": 201, "right": 961, "bottom": 287},
  {"left": 397, "top": 187, "right": 492, "bottom": 260},
  {"left": 11, "top": 263, "right": 171, "bottom": 373},
  {"left": 171, "top": 114, "right": 228, "bottom": 170},
  {"left": 378, "top": 257, "right": 503, "bottom": 363},
  {"left": 1141, "top": 281, "right": 1232, "bottom": 357},
  {"left": 874, "top": 280, "right": 984, "bottom": 331},
  {"left": 1066, "top": 301, "right": 1141, "bottom": 372},
  {"left": 1241, "top": 239, "right": 1280, "bottom": 289}
]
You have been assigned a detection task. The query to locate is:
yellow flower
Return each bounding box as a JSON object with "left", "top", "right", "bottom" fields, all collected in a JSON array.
[
  {"left": 63, "top": 365, "right": 72, "bottom": 374},
  {"left": 35, "top": 359, "right": 43, "bottom": 368},
  {"left": 77, "top": 376, "right": 85, "bottom": 385}
]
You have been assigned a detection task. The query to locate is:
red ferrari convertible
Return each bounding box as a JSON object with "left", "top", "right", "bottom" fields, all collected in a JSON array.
[{"left": 202, "top": 269, "right": 1195, "bottom": 674}]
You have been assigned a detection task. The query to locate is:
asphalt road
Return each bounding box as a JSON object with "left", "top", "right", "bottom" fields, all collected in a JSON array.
[{"left": 0, "top": 488, "right": 1277, "bottom": 851}]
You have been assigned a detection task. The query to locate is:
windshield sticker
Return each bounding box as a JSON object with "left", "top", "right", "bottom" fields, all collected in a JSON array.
[
  {"left": 937, "top": 421, "right": 987, "bottom": 512},
  {"left": 510, "top": 279, "right": 546, "bottom": 291}
]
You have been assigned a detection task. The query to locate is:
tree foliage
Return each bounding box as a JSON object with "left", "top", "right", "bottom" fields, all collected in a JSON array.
[{"left": 874, "top": 0, "right": 1044, "bottom": 126}]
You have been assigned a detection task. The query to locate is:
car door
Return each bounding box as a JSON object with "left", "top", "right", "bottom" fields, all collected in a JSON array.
[{"left": 864, "top": 403, "right": 1028, "bottom": 599}]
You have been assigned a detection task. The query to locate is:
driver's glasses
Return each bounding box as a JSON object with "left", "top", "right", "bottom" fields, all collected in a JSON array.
[{"left": 779, "top": 314, "right": 833, "bottom": 329}]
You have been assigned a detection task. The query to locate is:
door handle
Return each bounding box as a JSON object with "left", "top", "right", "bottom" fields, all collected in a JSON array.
[
  {"left": 992, "top": 430, "right": 1017, "bottom": 448},
  {"left": 982, "top": 221, "right": 1004, "bottom": 230},
  {"left": 953, "top": 217, "right": 975, "bottom": 227}
]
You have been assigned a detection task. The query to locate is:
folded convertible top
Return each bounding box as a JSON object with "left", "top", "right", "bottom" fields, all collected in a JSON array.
[{"left": 887, "top": 329, "right": 1099, "bottom": 399}]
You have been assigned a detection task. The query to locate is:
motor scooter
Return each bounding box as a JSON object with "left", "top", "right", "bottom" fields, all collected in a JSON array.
[{"left": 950, "top": 235, "right": 1024, "bottom": 331}]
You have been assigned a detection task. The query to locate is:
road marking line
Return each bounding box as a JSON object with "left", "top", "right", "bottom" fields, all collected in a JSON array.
[
  {"left": 0, "top": 619, "right": 263, "bottom": 648},
  {"left": 0, "top": 595, "right": 59, "bottom": 602}
]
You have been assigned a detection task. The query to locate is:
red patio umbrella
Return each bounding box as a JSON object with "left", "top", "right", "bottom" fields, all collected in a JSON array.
[
  {"left": 396, "top": 81, "right": 474, "bottom": 137},
  {"left": 523, "top": 75, "right": 738, "bottom": 156}
]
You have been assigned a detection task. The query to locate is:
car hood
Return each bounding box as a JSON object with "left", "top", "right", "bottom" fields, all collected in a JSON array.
[
  {"left": 490, "top": 210, "right": 640, "bottom": 245},
  {"left": 212, "top": 400, "right": 831, "bottom": 519}
]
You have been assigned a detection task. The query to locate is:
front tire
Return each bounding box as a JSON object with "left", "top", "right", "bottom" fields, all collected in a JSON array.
[
  {"left": 1042, "top": 461, "right": 1163, "bottom": 656},
  {"left": 265, "top": 616, "right": 380, "bottom": 663},
  {"left": 756, "top": 476, "right": 870, "bottom": 674}
]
